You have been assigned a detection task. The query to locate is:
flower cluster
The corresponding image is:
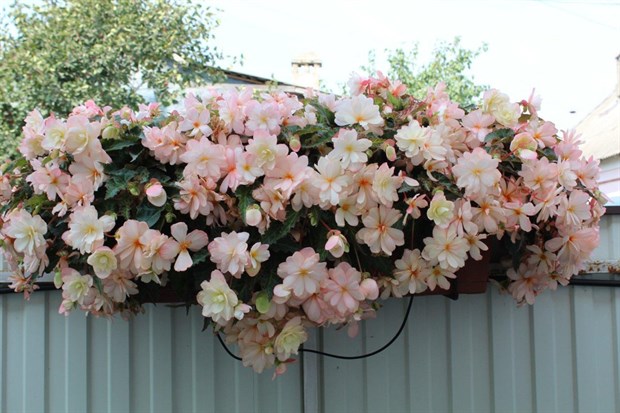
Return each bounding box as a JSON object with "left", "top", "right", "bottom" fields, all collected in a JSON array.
[{"left": 0, "top": 73, "right": 605, "bottom": 374}]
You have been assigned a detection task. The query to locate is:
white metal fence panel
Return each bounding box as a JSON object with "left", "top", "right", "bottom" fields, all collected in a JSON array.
[
  {"left": 0, "top": 213, "right": 618, "bottom": 412},
  {"left": 0, "top": 293, "right": 303, "bottom": 413},
  {"left": 1, "top": 286, "right": 618, "bottom": 413}
]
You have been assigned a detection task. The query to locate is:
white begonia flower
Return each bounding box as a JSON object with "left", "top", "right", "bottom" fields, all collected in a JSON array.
[
  {"left": 87, "top": 246, "right": 118, "bottom": 279},
  {"left": 427, "top": 191, "right": 455, "bottom": 228},
  {"left": 197, "top": 270, "right": 240, "bottom": 325},
  {"left": 274, "top": 317, "right": 308, "bottom": 361},
  {"left": 3, "top": 209, "right": 47, "bottom": 256},
  {"left": 334, "top": 95, "right": 384, "bottom": 130},
  {"left": 64, "top": 205, "right": 115, "bottom": 254}
]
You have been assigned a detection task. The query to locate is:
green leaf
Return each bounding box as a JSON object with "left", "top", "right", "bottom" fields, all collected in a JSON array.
[
  {"left": 135, "top": 202, "right": 162, "bottom": 227},
  {"left": 191, "top": 249, "right": 210, "bottom": 266},
  {"left": 103, "top": 138, "right": 140, "bottom": 152},
  {"left": 261, "top": 209, "right": 300, "bottom": 245},
  {"left": 235, "top": 185, "right": 254, "bottom": 224},
  {"left": 484, "top": 128, "right": 515, "bottom": 143},
  {"left": 105, "top": 167, "right": 139, "bottom": 199}
]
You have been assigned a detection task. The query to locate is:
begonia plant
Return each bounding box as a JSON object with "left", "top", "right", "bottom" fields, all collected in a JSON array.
[{"left": 0, "top": 72, "right": 606, "bottom": 374}]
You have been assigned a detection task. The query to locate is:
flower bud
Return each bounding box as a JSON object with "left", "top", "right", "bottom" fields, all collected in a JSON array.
[
  {"left": 145, "top": 180, "right": 167, "bottom": 207},
  {"left": 360, "top": 278, "right": 379, "bottom": 300},
  {"left": 325, "top": 230, "right": 348, "bottom": 258},
  {"left": 102, "top": 125, "right": 120, "bottom": 140},
  {"left": 289, "top": 136, "right": 301, "bottom": 152},
  {"left": 245, "top": 205, "right": 262, "bottom": 227}
]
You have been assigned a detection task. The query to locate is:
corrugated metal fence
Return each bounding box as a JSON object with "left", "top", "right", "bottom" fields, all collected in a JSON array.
[{"left": 1, "top": 213, "right": 618, "bottom": 413}]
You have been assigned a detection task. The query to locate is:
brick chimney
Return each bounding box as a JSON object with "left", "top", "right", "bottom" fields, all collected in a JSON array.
[{"left": 291, "top": 52, "right": 322, "bottom": 90}]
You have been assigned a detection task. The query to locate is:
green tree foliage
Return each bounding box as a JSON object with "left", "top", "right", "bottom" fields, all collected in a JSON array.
[
  {"left": 0, "top": 0, "right": 225, "bottom": 158},
  {"left": 365, "top": 37, "right": 488, "bottom": 107}
]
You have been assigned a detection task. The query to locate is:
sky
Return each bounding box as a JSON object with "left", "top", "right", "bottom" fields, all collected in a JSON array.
[{"left": 209, "top": 0, "right": 620, "bottom": 130}]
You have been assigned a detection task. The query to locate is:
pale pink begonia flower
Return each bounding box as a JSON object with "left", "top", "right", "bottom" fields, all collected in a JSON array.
[
  {"left": 274, "top": 317, "right": 308, "bottom": 362},
  {"left": 450, "top": 200, "right": 479, "bottom": 237},
  {"left": 252, "top": 186, "right": 287, "bottom": 221},
  {"left": 218, "top": 88, "right": 252, "bottom": 135},
  {"left": 197, "top": 270, "right": 240, "bottom": 325},
  {"left": 141, "top": 230, "right": 180, "bottom": 275},
  {"left": 328, "top": 129, "right": 371, "bottom": 169},
  {"left": 87, "top": 246, "right": 118, "bottom": 279},
  {"left": 246, "top": 130, "right": 288, "bottom": 172},
  {"left": 246, "top": 242, "right": 270, "bottom": 277},
  {"left": 422, "top": 225, "right": 469, "bottom": 270},
  {"left": 335, "top": 195, "right": 361, "bottom": 227},
  {"left": 334, "top": 94, "right": 383, "bottom": 130},
  {"left": 208, "top": 231, "right": 250, "bottom": 277},
  {"left": 236, "top": 152, "right": 265, "bottom": 185},
  {"left": 350, "top": 163, "right": 378, "bottom": 207},
  {"left": 452, "top": 148, "right": 501, "bottom": 199},
  {"left": 26, "top": 159, "right": 70, "bottom": 202},
  {"left": 179, "top": 108, "right": 213, "bottom": 137},
  {"left": 69, "top": 158, "right": 107, "bottom": 190},
  {"left": 264, "top": 152, "right": 310, "bottom": 198},
  {"left": 323, "top": 262, "right": 365, "bottom": 315},
  {"left": 171, "top": 222, "right": 209, "bottom": 272},
  {"left": 174, "top": 176, "right": 223, "bottom": 220},
  {"left": 357, "top": 206, "right": 404, "bottom": 255},
  {"left": 291, "top": 179, "right": 320, "bottom": 211},
  {"left": 244, "top": 101, "right": 283, "bottom": 136},
  {"left": 62, "top": 177, "right": 95, "bottom": 210},
  {"left": 311, "top": 156, "right": 351, "bottom": 206},
  {"left": 426, "top": 265, "right": 457, "bottom": 291},
  {"left": 518, "top": 157, "right": 559, "bottom": 193},
  {"left": 556, "top": 159, "right": 578, "bottom": 190},
  {"left": 114, "top": 220, "right": 150, "bottom": 274},
  {"left": 142, "top": 122, "right": 188, "bottom": 165},
  {"left": 471, "top": 199, "right": 504, "bottom": 234},
  {"left": 277, "top": 247, "right": 327, "bottom": 299},
  {"left": 180, "top": 137, "right": 226, "bottom": 180},
  {"left": 2, "top": 209, "right": 47, "bottom": 256},
  {"left": 402, "top": 195, "right": 426, "bottom": 223},
  {"left": 556, "top": 190, "right": 591, "bottom": 229},
  {"left": 427, "top": 191, "right": 455, "bottom": 228},
  {"left": 504, "top": 202, "right": 538, "bottom": 232},
  {"left": 63, "top": 114, "right": 102, "bottom": 156},
  {"left": 63, "top": 205, "right": 115, "bottom": 254},
  {"left": 8, "top": 273, "right": 39, "bottom": 300},
  {"left": 545, "top": 226, "right": 599, "bottom": 275},
  {"left": 372, "top": 163, "right": 402, "bottom": 207},
  {"left": 420, "top": 128, "right": 448, "bottom": 162},
  {"left": 507, "top": 264, "right": 542, "bottom": 305},
  {"left": 463, "top": 231, "right": 488, "bottom": 261},
  {"left": 575, "top": 156, "right": 600, "bottom": 189},
  {"left": 394, "top": 249, "right": 430, "bottom": 295},
  {"left": 528, "top": 119, "right": 558, "bottom": 148},
  {"left": 347, "top": 72, "right": 371, "bottom": 96},
  {"left": 103, "top": 270, "right": 138, "bottom": 303},
  {"left": 239, "top": 334, "right": 276, "bottom": 374},
  {"left": 461, "top": 110, "right": 495, "bottom": 142},
  {"left": 19, "top": 131, "right": 45, "bottom": 160},
  {"left": 219, "top": 146, "right": 244, "bottom": 193},
  {"left": 526, "top": 245, "right": 557, "bottom": 274}
]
